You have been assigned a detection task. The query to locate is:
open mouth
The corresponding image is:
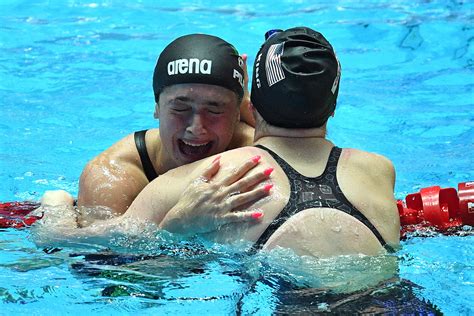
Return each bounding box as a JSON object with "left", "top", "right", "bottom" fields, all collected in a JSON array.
[{"left": 178, "top": 139, "right": 213, "bottom": 160}]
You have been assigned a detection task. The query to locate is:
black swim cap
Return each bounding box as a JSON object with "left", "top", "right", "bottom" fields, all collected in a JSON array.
[
  {"left": 251, "top": 27, "right": 341, "bottom": 128},
  {"left": 153, "top": 34, "right": 245, "bottom": 102}
]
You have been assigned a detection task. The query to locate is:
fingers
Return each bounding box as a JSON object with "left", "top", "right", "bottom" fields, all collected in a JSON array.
[
  {"left": 198, "top": 156, "right": 221, "bottom": 183},
  {"left": 220, "top": 155, "right": 262, "bottom": 186},
  {"left": 226, "top": 167, "right": 274, "bottom": 195},
  {"left": 221, "top": 210, "right": 264, "bottom": 224},
  {"left": 227, "top": 183, "right": 273, "bottom": 210}
]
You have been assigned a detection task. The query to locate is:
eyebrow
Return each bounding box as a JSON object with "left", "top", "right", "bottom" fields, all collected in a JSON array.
[
  {"left": 173, "top": 96, "right": 224, "bottom": 108},
  {"left": 205, "top": 101, "right": 223, "bottom": 107},
  {"left": 174, "top": 96, "right": 191, "bottom": 102}
]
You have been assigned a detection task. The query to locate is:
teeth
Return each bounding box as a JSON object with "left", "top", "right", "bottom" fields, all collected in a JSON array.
[{"left": 181, "top": 140, "right": 210, "bottom": 147}]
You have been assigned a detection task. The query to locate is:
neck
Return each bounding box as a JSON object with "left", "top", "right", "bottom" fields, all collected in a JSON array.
[
  {"left": 254, "top": 122, "right": 327, "bottom": 142},
  {"left": 255, "top": 135, "right": 330, "bottom": 148}
]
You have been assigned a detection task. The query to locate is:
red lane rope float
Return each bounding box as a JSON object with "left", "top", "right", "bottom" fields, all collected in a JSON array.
[
  {"left": 398, "top": 181, "right": 474, "bottom": 237},
  {"left": 0, "top": 201, "right": 42, "bottom": 228}
]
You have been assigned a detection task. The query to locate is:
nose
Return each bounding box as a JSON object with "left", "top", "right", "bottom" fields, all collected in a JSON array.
[{"left": 186, "top": 113, "right": 207, "bottom": 136}]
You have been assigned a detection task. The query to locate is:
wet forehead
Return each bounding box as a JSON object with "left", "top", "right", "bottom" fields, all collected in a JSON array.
[{"left": 160, "top": 83, "right": 238, "bottom": 107}]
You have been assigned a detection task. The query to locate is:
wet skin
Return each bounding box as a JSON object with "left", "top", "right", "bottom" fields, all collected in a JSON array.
[{"left": 155, "top": 83, "right": 241, "bottom": 170}]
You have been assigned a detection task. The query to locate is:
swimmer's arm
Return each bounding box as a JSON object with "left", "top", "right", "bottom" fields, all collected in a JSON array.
[
  {"left": 128, "top": 155, "right": 271, "bottom": 235},
  {"left": 78, "top": 156, "right": 273, "bottom": 235},
  {"left": 35, "top": 168, "right": 191, "bottom": 247},
  {"left": 32, "top": 208, "right": 149, "bottom": 248},
  {"left": 363, "top": 153, "right": 400, "bottom": 247},
  {"left": 33, "top": 190, "right": 139, "bottom": 247},
  {"left": 34, "top": 156, "right": 271, "bottom": 247},
  {"left": 340, "top": 149, "right": 400, "bottom": 249},
  {"left": 77, "top": 154, "right": 148, "bottom": 223}
]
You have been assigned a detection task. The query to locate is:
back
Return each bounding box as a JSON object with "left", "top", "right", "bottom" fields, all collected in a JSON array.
[{"left": 129, "top": 139, "right": 400, "bottom": 257}]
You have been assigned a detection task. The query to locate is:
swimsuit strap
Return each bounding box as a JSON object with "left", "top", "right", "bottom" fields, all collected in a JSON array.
[
  {"left": 252, "top": 144, "right": 392, "bottom": 252},
  {"left": 134, "top": 130, "right": 159, "bottom": 182}
]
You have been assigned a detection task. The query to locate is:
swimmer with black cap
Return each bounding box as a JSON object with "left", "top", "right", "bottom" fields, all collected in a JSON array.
[
  {"left": 40, "top": 34, "right": 268, "bottom": 227},
  {"left": 115, "top": 26, "right": 400, "bottom": 256}
]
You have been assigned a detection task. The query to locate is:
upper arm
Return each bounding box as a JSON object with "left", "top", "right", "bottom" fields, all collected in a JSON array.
[
  {"left": 77, "top": 155, "right": 148, "bottom": 215},
  {"left": 340, "top": 150, "right": 400, "bottom": 246},
  {"left": 365, "top": 153, "right": 400, "bottom": 245},
  {"left": 126, "top": 169, "right": 190, "bottom": 225}
]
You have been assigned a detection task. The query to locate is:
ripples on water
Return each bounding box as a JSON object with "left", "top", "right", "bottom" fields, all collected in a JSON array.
[{"left": 2, "top": 227, "right": 443, "bottom": 314}]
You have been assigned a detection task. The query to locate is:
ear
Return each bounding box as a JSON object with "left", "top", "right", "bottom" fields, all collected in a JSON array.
[{"left": 154, "top": 103, "right": 160, "bottom": 119}]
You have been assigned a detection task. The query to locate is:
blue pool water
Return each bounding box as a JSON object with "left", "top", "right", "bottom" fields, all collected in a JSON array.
[{"left": 1, "top": 0, "right": 473, "bottom": 314}]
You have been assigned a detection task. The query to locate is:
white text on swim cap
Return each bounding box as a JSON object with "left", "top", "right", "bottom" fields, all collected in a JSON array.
[
  {"left": 255, "top": 53, "right": 262, "bottom": 88},
  {"left": 331, "top": 59, "right": 341, "bottom": 94},
  {"left": 167, "top": 58, "right": 212, "bottom": 75},
  {"left": 233, "top": 69, "right": 244, "bottom": 88}
]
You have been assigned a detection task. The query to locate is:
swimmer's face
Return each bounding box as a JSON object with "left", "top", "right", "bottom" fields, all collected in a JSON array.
[{"left": 156, "top": 83, "right": 240, "bottom": 167}]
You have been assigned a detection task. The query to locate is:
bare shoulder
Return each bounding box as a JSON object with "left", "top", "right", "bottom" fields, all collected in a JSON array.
[
  {"left": 81, "top": 132, "right": 140, "bottom": 176},
  {"left": 77, "top": 131, "right": 158, "bottom": 214},
  {"left": 341, "top": 148, "right": 395, "bottom": 185},
  {"left": 83, "top": 128, "right": 161, "bottom": 174},
  {"left": 338, "top": 148, "right": 399, "bottom": 246}
]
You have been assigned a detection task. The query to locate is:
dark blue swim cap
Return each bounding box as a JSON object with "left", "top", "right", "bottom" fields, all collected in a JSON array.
[
  {"left": 153, "top": 34, "right": 245, "bottom": 102},
  {"left": 251, "top": 27, "right": 341, "bottom": 128}
]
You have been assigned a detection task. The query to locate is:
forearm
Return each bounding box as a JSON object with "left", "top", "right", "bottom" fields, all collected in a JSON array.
[{"left": 33, "top": 206, "right": 146, "bottom": 248}]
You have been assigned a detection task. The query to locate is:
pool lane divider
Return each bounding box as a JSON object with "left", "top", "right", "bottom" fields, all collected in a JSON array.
[
  {"left": 0, "top": 181, "right": 473, "bottom": 234},
  {"left": 398, "top": 181, "right": 473, "bottom": 237},
  {"left": 0, "top": 201, "right": 41, "bottom": 228}
]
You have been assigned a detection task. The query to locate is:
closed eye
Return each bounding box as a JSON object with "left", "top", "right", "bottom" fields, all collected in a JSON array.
[
  {"left": 208, "top": 109, "right": 224, "bottom": 114},
  {"left": 172, "top": 107, "right": 190, "bottom": 112},
  {"left": 206, "top": 101, "right": 225, "bottom": 115},
  {"left": 170, "top": 97, "right": 191, "bottom": 112}
]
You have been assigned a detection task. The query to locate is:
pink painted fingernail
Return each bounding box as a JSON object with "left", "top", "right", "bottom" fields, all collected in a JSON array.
[
  {"left": 251, "top": 155, "right": 261, "bottom": 163},
  {"left": 263, "top": 167, "right": 274, "bottom": 176},
  {"left": 213, "top": 155, "right": 221, "bottom": 163},
  {"left": 252, "top": 212, "right": 263, "bottom": 219},
  {"left": 263, "top": 184, "right": 273, "bottom": 192}
]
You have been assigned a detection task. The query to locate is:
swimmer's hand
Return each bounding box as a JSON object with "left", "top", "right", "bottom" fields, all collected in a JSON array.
[
  {"left": 31, "top": 190, "right": 79, "bottom": 247},
  {"left": 159, "top": 155, "right": 273, "bottom": 235},
  {"left": 41, "top": 190, "right": 75, "bottom": 208}
]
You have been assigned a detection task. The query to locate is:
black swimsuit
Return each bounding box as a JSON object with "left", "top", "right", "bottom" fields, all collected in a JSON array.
[
  {"left": 253, "top": 144, "right": 393, "bottom": 252},
  {"left": 134, "top": 130, "right": 159, "bottom": 182},
  {"left": 133, "top": 134, "right": 392, "bottom": 252}
]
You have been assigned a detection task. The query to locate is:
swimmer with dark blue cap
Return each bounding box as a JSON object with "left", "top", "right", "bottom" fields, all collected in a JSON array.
[
  {"left": 121, "top": 26, "right": 400, "bottom": 260},
  {"left": 40, "top": 33, "right": 259, "bottom": 224}
]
